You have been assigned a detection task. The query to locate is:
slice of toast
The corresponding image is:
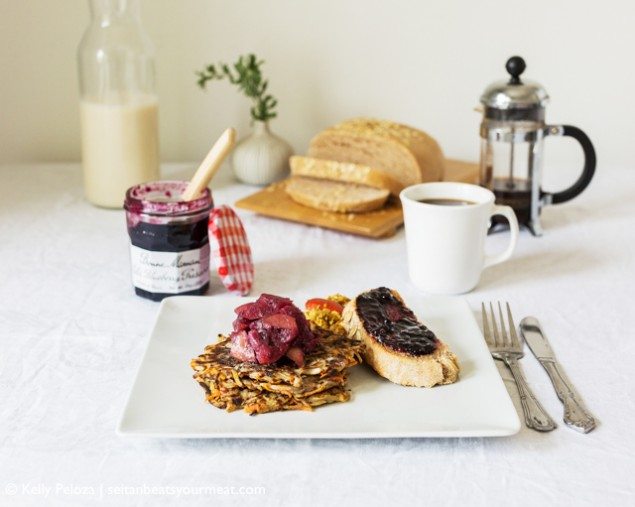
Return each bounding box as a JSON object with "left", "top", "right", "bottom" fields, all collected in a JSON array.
[
  {"left": 342, "top": 287, "right": 459, "bottom": 387},
  {"left": 285, "top": 176, "right": 390, "bottom": 213},
  {"left": 290, "top": 156, "right": 404, "bottom": 196}
]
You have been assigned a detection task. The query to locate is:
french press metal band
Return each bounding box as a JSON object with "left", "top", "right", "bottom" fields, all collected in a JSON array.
[{"left": 479, "top": 56, "right": 596, "bottom": 236}]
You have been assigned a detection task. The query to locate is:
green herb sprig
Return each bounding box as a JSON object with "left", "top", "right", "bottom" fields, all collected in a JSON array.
[{"left": 196, "top": 54, "right": 278, "bottom": 122}]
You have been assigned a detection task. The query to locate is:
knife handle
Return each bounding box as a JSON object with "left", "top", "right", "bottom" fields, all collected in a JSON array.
[
  {"left": 503, "top": 356, "right": 557, "bottom": 432},
  {"left": 541, "top": 361, "right": 596, "bottom": 433}
]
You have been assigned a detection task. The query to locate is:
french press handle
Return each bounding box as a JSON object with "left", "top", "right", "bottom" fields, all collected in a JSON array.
[{"left": 543, "top": 125, "right": 596, "bottom": 204}]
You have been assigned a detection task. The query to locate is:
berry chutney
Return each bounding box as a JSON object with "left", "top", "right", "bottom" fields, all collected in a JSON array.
[{"left": 124, "top": 181, "right": 213, "bottom": 301}]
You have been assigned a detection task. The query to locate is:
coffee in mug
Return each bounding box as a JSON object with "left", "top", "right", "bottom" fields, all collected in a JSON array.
[{"left": 416, "top": 198, "right": 477, "bottom": 206}]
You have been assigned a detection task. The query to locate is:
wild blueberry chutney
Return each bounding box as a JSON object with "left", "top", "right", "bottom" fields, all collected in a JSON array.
[
  {"left": 355, "top": 287, "right": 438, "bottom": 355},
  {"left": 124, "top": 181, "right": 213, "bottom": 301}
]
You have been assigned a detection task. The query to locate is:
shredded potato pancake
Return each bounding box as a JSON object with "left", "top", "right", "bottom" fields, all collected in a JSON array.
[{"left": 191, "top": 329, "right": 363, "bottom": 415}]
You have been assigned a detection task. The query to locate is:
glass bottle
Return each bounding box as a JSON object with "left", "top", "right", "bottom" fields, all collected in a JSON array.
[{"left": 77, "top": 0, "right": 160, "bottom": 208}]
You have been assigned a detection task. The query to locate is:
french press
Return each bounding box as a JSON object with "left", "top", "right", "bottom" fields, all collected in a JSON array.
[{"left": 479, "top": 56, "right": 596, "bottom": 235}]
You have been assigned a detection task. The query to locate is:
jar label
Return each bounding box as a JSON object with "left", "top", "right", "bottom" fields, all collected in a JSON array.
[{"left": 129, "top": 244, "right": 210, "bottom": 294}]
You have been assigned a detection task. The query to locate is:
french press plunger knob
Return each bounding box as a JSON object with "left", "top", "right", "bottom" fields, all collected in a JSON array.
[
  {"left": 505, "top": 56, "right": 526, "bottom": 84},
  {"left": 479, "top": 56, "right": 596, "bottom": 236}
]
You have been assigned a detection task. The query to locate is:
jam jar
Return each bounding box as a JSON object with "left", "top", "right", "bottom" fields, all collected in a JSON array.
[{"left": 124, "top": 181, "right": 213, "bottom": 301}]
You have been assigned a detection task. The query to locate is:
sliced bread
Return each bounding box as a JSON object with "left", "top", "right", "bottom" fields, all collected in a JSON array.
[
  {"left": 342, "top": 287, "right": 459, "bottom": 387},
  {"left": 285, "top": 177, "right": 390, "bottom": 213},
  {"left": 308, "top": 118, "right": 445, "bottom": 188},
  {"left": 290, "top": 156, "right": 404, "bottom": 196}
]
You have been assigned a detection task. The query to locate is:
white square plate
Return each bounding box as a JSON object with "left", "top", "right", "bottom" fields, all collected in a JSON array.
[{"left": 118, "top": 295, "right": 520, "bottom": 438}]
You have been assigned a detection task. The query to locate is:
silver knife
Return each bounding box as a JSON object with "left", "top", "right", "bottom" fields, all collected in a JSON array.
[{"left": 520, "top": 317, "right": 596, "bottom": 433}]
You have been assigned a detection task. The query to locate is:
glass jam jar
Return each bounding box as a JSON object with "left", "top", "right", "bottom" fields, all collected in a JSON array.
[{"left": 124, "top": 181, "right": 213, "bottom": 301}]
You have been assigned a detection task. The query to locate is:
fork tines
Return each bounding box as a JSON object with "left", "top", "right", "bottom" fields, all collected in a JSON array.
[{"left": 481, "top": 302, "right": 521, "bottom": 351}]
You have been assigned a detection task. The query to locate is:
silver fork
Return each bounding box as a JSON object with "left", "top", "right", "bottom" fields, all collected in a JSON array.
[{"left": 482, "top": 302, "right": 557, "bottom": 432}]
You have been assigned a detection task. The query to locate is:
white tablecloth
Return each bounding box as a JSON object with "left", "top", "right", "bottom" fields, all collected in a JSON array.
[{"left": 1, "top": 163, "right": 633, "bottom": 507}]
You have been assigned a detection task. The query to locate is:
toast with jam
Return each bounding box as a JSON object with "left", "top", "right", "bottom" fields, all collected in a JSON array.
[{"left": 342, "top": 287, "right": 459, "bottom": 387}]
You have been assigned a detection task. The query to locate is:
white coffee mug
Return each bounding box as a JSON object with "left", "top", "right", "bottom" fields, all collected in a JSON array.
[{"left": 400, "top": 182, "right": 519, "bottom": 294}]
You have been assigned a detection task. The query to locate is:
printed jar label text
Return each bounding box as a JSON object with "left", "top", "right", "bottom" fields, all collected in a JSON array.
[{"left": 129, "top": 244, "right": 210, "bottom": 294}]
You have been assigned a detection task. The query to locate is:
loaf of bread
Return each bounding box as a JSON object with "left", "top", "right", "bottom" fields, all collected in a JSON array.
[
  {"left": 308, "top": 118, "right": 445, "bottom": 188},
  {"left": 285, "top": 177, "right": 390, "bottom": 213},
  {"left": 290, "top": 156, "right": 404, "bottom": 196}
]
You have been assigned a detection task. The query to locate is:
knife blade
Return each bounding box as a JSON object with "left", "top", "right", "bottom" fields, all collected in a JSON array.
[{"left": 520, "top": 316, "right": 596, "bottom": 433}]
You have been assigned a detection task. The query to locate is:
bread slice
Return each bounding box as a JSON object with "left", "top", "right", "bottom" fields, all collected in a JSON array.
[
  {"left": 285, "top": 177, "right": 390, "bottom": 213},
  {"left": 290, "top": 156, "right": 404, "bottom": 196},
  {"left": 341, "top": 287, "right": 459, "bottom": 387},
  {"left": 308, "top": 118, "right": 445, "bottom": 188}
]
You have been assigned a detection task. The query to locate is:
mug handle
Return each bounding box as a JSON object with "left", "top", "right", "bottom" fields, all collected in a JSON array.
[
  {"left": 484, "top": 205, "right": 519, "bottom": 269},
  {"left": 543, "top": 125, "right": 596, "bottom": 205}
]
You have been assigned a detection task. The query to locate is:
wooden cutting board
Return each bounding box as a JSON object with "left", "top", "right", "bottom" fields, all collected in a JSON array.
[{"left": 235, "top": 159, "right": 478, "bottom": 238}]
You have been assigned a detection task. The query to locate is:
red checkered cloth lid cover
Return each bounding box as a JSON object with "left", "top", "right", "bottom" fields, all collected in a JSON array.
[{"left": 208, "top": 205, "right": 254, "bottom": 296}]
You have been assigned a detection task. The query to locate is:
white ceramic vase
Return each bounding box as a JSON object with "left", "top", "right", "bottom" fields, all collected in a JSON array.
[{"left": 231, "top": 120, "right": 293, "bottom": 185}]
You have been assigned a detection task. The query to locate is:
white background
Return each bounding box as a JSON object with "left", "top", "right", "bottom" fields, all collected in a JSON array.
[{"left": 1, "top": 0, "right": 634, "bottom": 169}]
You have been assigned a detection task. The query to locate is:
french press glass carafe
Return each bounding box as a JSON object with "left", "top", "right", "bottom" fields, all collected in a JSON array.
[{"left": 479, "top": 56, "right": 596, "bottom": 235}]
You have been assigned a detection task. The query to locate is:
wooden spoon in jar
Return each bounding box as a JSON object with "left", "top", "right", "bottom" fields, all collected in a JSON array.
[{"left": 181, "top": 127, "right": 237, "bottom": 201}]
